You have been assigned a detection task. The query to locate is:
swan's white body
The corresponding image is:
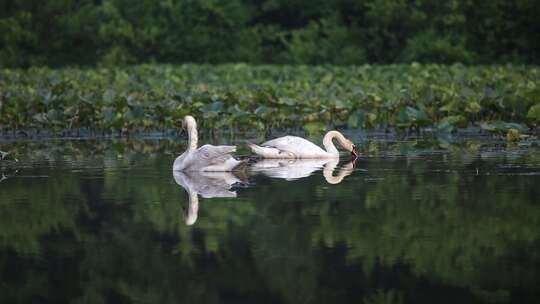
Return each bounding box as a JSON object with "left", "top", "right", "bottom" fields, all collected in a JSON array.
[
  {"left": 173, "top": 116, "right": 243, "bottom": 171},
  {"left": 249, "top": 158, "right": 355, "bottom": 184},
  {"left": 248, "top": 131, "right": 356, "bottom": 159}
]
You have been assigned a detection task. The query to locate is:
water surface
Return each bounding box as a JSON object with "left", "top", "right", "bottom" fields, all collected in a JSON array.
[{"left": 1, "top": 135, "right": 539, "bottom": 303}]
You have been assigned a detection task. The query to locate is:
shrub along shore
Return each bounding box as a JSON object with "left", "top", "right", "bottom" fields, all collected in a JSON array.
[
  {"left": 0, "top": 64, "right": 539, "bottom": 138},
  {"left": 2, "top": 1, "right": 539, "bottom": 67}
]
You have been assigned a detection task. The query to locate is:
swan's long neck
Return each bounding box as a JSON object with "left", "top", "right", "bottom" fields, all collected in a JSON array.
[
  {"left": 322, "top": 131, "right": 348, "bottom": 156},
  {"left": 186, "top": 120, "right": 198, "bottom": 152}
]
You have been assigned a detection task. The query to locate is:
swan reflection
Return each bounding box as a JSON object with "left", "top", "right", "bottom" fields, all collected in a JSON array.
[
  {"left": 249, "top": 158, "right": 356, "bottom": 184},
  {"left": 173, "top": 171, "right": 245, "bottom": 225}
]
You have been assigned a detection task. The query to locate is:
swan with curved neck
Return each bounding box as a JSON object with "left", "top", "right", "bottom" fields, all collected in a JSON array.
[
  {"left": 248, "top": 130, "right": 359, "bottom": 159},
  {"left": 173, "top": 116, "right": 243, "bottom": 171}
]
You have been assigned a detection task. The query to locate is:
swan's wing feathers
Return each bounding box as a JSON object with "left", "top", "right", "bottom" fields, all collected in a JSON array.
[
  {"left": 195, "top": 145, "right": 237, "bottom": 164},
  {"left": 261, "top": 136, "right": 322, "bottom": 154},
  {"left": 261, "top": 136, "right": 299, "bottom": 148},
  {"left": 198, "top": 144, "right": 236, "bottom": 155}
]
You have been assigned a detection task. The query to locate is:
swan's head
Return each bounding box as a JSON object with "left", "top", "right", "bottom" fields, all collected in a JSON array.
[
  {"left": 182, "top": 115, "right": 197, "bottom": 130},
  {"left": 340, "top": 136, "right": 360, "bottom": 157},
  {"left": 342, "top": 138, "right": 359, "bottom": 157},
  {"left": 351, "top": 144, "right": 360, "bottom": 157}
]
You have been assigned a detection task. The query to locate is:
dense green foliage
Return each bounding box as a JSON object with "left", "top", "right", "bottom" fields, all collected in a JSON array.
[
  {"left": 1, "top": 139, "right": 539, "bottom": 303},
  {"left": 1, "top": 64, "right": 539, "bottom": 135},
  {"left": 1, "top": 0, "right": 539, "bottom": 67}
]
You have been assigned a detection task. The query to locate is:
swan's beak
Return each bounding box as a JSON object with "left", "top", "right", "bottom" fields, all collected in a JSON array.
[{"left": 351, "top": 145, "right": 360, "bottom": 157}]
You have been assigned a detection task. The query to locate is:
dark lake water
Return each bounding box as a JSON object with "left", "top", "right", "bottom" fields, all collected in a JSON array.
[{"left": 1, "top": 134, "right": 539, "bottom": 304}]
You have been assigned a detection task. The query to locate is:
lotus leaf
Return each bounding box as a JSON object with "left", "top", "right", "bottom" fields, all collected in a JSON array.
[
  {"left": 0, "top": 64, "right": 538, "bottom": 134},
  {"left": 527, "top": 104, "right": 540, "bottom": 121}
]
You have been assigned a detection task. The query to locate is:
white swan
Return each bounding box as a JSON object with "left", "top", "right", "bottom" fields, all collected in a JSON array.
[
  {"left": 249, "top": 158, "right": 355, "bottom": 183},
  {"left": 173, "top": 170, "right": 245, "bottom": 225},
  {"left": 173, "top": 116, "right": 243, "bottom": 171},
  {"left": 248, "top": 131, "right": 359, "bottom": 159}
]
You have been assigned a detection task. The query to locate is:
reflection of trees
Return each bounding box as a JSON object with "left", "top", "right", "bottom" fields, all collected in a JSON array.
[
  {"left": 0, "top": 172, "right": 82, "bottom": 255},
  {"left": 0, "top": 139, "right": 539, "bottom": 303},
  {"left": 304, "top": 145, "right": 540, "bottom": 300}
]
